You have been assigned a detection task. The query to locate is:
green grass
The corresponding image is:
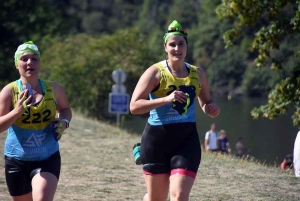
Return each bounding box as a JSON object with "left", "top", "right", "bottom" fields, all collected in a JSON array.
[{"left": 0, "top": 115, "right": 299, "bottom": 200}]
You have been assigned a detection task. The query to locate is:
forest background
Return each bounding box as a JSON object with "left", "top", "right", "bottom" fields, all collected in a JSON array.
[{"left": 1, "top": 0, "right": 299, "bottom": 127}]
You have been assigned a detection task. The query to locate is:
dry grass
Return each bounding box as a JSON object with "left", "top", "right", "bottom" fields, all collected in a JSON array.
[{"left": 0, "top": 115, "right": 299, "bottom": 201}]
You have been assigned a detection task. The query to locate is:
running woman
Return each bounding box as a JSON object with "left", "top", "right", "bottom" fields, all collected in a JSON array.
[
  {"left": 0, "top": 41, "right": 72, "bottom": 201},
  {"left": 130, "top": 20, "right": 220, "bottom": 201}
]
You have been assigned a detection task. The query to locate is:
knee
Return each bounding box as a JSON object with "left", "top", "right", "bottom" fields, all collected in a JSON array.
[{"left": 170, "top": 189, "right": 189, "bottom": 201}]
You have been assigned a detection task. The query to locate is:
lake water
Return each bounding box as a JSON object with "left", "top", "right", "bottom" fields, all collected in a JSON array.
[{"left": 123, "top": 96, "right": 299, "bottom": 165}]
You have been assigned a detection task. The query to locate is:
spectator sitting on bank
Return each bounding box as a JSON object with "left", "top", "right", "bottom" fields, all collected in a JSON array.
[
  {"left": 236, "top": 137, "right": 247, "bottom": 157},
  {"left": 205, "top": 123, "right": 220, "bottom": 152},
  {"left": 280, "top": 151, "right": 294, "bottom": 171},
  {"left": 219, "top": 130, "right": 231, "bottom": 154}
]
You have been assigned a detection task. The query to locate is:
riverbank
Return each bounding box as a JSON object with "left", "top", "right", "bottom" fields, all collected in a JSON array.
[
  {"left": 123, "top": 96, "right": 299, "bottom": 165},
  {"left": 0, "top": 114, "right": 298, "bottom": 200}
]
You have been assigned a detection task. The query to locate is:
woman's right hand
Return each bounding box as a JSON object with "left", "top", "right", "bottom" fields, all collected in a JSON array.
[
  {"left": 14, "top": 90, "right": 32, "bottom": 115},
  {"left": 164, "top": 90, "right": 187, "bottom": 104}
]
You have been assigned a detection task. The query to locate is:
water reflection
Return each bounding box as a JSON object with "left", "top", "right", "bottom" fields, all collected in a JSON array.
[{"left": 124, "top": 96, "right": 299, "bottom": 165}]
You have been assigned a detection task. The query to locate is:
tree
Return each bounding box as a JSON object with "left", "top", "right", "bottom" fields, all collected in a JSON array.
[
  {"left": 216, "top": 0, "right": 300, "bottom": 127},
  {"left": 191, "top": 0, "right": 247, "bottom": 95},
  {"left": 40, "top": 28, "right": 157, "bottom": 120},
  {"left": 0, "top": 0, "right": 76, "bottom": 87}
]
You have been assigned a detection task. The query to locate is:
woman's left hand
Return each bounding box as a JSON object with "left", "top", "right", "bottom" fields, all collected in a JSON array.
[
  {"left": 202, "top": 102, "right": 220, "bottom": 118},
  {"left": 53, "top": 118, "right": 67, "bottom": 140}
]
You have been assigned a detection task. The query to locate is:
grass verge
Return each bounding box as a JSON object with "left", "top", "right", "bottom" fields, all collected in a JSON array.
[{"left": 0, "top": 115, "right": 299, "bottom": 201}]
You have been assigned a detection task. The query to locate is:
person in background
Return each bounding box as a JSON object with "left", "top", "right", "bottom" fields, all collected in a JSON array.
[
  {"left": 130, "top": 20, "right": 220, "bottom": 201},
  {"left": 236, "top": 137, "right": 246, "bottom": 157},
  {"left": 280, "top": 151, "right": 294, "bottom": 171},
  {"left": 219, "top": 130, "right": 231, "bottom": 154},
  {"left": 204, "top": 123, "right": 220, "bottom": 152},
  {"left": 293, "top": 131, "right": 300, "bottom": 177},
  {"left": 0, "top": 41, "right": 72, "bottom": 201}
]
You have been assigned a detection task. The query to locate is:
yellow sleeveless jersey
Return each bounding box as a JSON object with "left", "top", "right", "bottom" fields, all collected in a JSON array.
[
  {"left": 152, "top": 61, "right": 201, "bottom": 98},
  {"left": 148, "top": 60, "right": 201, "bottom": 125},
  {"left": 9, "top": 79, "right": 57, "bottom": 130}
]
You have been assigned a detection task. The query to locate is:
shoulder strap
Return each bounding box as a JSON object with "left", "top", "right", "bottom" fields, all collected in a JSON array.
[
  {"left": 16, "top": 79, "right": 23, "bottom": 91},
  {"left": 15, "top": 79, "right": 45, "bottom": 94},
  {"left": 39, "top": 79, "right": 45, "bottom": 94}
]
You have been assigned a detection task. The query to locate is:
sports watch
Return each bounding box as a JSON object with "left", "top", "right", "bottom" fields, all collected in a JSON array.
[{"left": 62, "top": 119, "right": 70, "bottom": 128}]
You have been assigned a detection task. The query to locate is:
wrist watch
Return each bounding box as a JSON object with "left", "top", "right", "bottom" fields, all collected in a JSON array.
[{"left": 62, "top": 119, "right": 70, "bottom": 128}]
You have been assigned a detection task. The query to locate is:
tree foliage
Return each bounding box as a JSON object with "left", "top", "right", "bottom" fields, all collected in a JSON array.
[
  {"left": 0, "top": 0, "right": 76, "bottom": 86},
  {"left": 2, "top": 0, "right": 300, "bottom": 125},
  {"left": 39, "top": 28, "right": 157, "bottom": 120},
  {"left": 216, "top": 0, "right": 300, "bottom": 127}
]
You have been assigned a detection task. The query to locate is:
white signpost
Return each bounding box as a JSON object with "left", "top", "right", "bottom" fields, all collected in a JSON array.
[{"left": 108, "top": 69, "right": 130, "bottom": 127}]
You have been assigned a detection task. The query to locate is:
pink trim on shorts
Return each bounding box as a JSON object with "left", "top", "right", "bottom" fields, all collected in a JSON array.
[{"left": 170, "top": 168, "right": 196, "bottom": 179}]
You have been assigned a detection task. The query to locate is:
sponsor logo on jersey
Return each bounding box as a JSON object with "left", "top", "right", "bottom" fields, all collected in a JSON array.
[
  {"left": 22, "top": 133, "right": 47, "bottom": 155},
  {"left": 23, "top": 133, "right": 46, "bottom": 147}
]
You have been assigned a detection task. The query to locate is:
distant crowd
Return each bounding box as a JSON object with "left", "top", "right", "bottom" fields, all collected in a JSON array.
[
  {"left": 203, "top": 123, "right": 300, "bottom": 177},
  {"left": 204, "top": 123, "right": 249, "bottom": 157}
]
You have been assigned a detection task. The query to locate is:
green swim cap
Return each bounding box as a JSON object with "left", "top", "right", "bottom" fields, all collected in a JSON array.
[
  {"left": 14, "top": 41, "right": 40, "bottom": 66},
  {"left": 163, "top": 20, "right": 188, "bottom": 43}
]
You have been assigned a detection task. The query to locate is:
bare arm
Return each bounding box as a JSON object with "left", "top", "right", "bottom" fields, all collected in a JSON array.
[
  {"left": 52, "top": 82, "right": 72, "bottom": 131},
  {"left": 204, "top": 139, "right": 209, "bottom": 151},
  {"left": 0, "top": 85, "right": 32, "bottom": 133},
  {"left": 197, "top": 68, "right": 220, "bottom": 117},
  {"left": 130, "top": 65, "right": 187, "bottom": 114}
]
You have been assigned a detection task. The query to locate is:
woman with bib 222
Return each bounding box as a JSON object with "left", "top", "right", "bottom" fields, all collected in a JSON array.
[
  {"left": 130, "top": 21, "right": 220, "bottom": 201},
  {"left": 0, "top": 41, "right": 72, "bottom": 201}
]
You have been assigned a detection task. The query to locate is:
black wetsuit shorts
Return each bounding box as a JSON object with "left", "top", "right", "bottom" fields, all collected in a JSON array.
[
  {"left": 141, "top": 122, "right": 201, "bottom": 175},
  {"left": 5, "top": 151, "right": 61, "bottom": 196}
]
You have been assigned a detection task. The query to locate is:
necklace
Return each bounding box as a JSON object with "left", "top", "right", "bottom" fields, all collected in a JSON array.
[
  {"left": 32, "top": 89, "right": 37, "bottom": 95},
  {"left": 23, "top": 84, "right": 39, "bottom": 95},
  {"left": 166, "top": 60, "right": 188, "bottom": 76},
  {"left": 166, "top": 60, "right": 177, "bottom": 75}
]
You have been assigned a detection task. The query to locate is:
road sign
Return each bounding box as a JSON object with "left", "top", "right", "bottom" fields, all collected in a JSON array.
[
  {"left": 112, "top": 69, "right": 126, "bottom": 84},
  {"left": 108, "top": 93, "right": 130, "bottom": 114},
  {"left": 111, "top": 84, "right": 126, "bottom": 93},
  {"left": 109, "top": 69, "right": 129, "bottom": 127}
]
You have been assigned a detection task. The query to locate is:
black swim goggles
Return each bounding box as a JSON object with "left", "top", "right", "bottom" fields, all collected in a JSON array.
[{"left": 165, "top": 27, "right": 188, "bottom": 37}]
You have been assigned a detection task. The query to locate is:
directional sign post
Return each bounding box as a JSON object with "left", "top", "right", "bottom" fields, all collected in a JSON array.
[
  {"left": 108, "top": 93, "right": 129, "bottom": 114},
  {"left": 108, "top": 69, "right": 130, "bottom": 127}
]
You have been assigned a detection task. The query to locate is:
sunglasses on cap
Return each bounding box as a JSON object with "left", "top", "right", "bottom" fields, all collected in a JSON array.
[
  {"left": 165, "top": 27, "right": 188, "bottom": 36},
  {"left": 17, "top": 44, "right": 39, "bottom": 52}
]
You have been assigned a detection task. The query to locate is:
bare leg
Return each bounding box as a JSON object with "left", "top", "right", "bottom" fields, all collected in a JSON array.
[
  {"left": 31, "top": 172, "right": 58, "bottom": 201},
  {"left": 143, "top": 174, "right": 169, "bottom": 201},
  {"left": 169, "top": 174, "right": 195, "bottom": 201},
  {"left": 11, "top": 193, "right": 32, "bottom": 201}
]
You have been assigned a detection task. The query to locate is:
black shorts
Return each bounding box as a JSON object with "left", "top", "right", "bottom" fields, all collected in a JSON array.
[
  {"left": 5, "top": 151, "right": 61, "bottom": 196},
  {"left": 141, "top": 122, "right": 201, "bottom": 176}
]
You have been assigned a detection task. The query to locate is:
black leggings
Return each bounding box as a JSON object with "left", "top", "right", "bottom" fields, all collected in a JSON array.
[{"left": 141, "top": 122, "right": 201, "bottom": 175}]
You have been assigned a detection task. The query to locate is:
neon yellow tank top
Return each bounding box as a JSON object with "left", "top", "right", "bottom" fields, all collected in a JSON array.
[
  {"left": 9, "top": 79, "right": 57, "bottom": 130},
  {"left": 148, "top": 60, "right": 201, "bottom": 125},
  {"left": 152, "top": 60, "right": 201, "bottom": 97}
]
